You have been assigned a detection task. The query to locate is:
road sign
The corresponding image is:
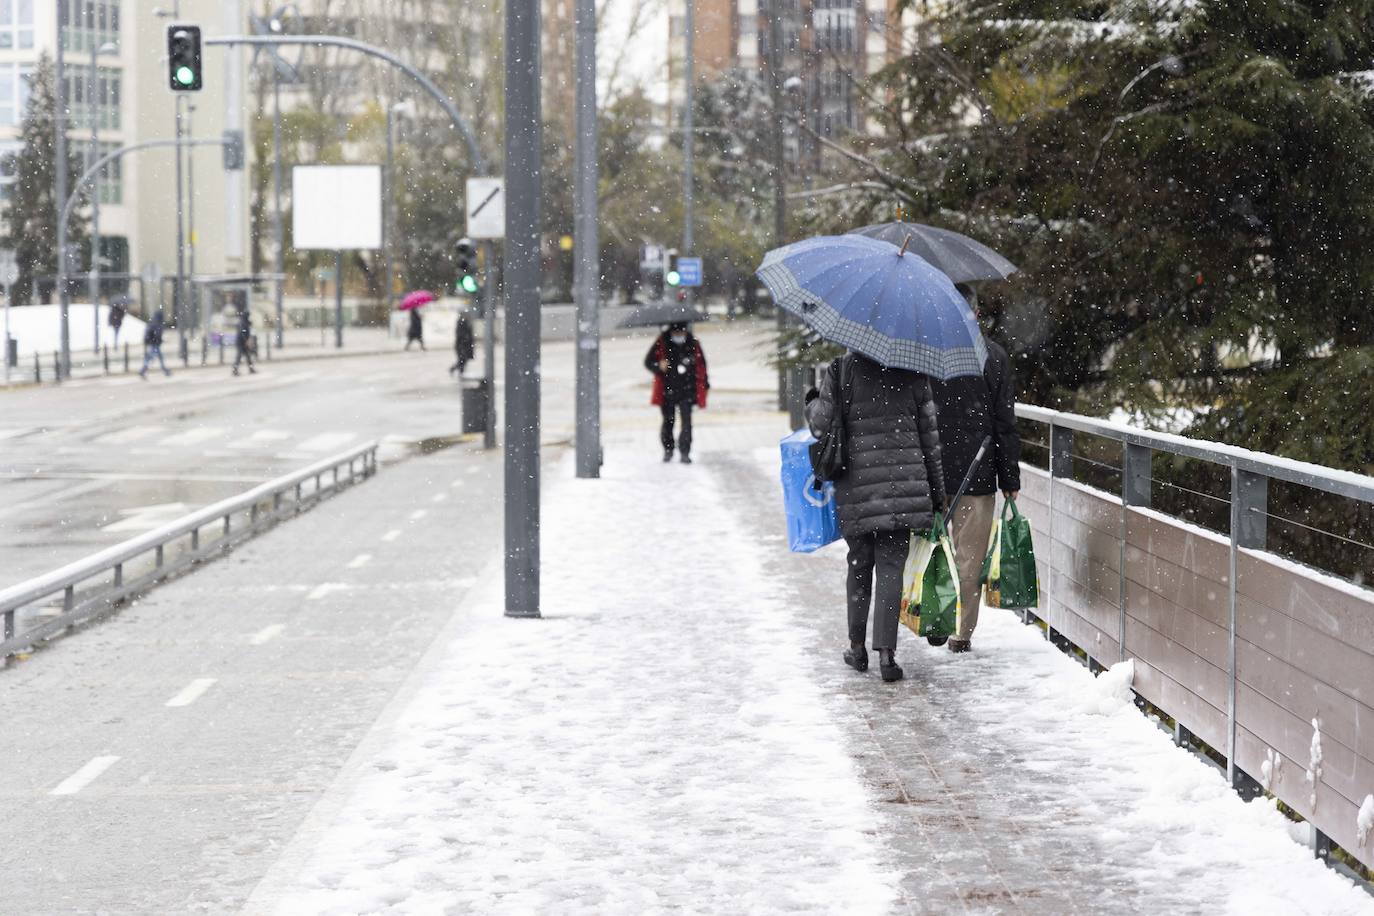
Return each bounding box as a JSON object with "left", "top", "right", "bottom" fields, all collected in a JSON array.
[
  {"left": 676, "top": 256, "right": 703, "bottom": 287},
  {"left": 640, "top": 244, "right": 664, "bottom": 270},
  {"left": 465, "top": 177, "right": 505, "bottom": 239}
]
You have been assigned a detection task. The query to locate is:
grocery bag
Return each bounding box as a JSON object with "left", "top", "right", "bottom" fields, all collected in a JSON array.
[
  {"left": 980, "top": 499, "right": 1040, "bottom": 609},
  {"left": 899, "top": 513, "right": 961, "bottom": 638},
  {"left": 780, "top": 429, "right": 840, "bottom": 553}
]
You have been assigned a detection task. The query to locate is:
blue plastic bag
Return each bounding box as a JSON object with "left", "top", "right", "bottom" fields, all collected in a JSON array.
[{"left": 780, "top": 429, "right": 841, "bottom": 553}]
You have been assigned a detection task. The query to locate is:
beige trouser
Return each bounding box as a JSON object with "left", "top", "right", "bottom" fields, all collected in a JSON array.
[{"left": 949, "top": 494, "right": 997, "bottom": 641}]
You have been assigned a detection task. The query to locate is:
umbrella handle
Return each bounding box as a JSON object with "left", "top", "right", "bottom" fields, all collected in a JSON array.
[{"left": 944, "top": 435, "right": 993, "bottom": 534}]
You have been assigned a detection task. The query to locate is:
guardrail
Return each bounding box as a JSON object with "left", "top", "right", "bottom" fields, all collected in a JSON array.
[
  {"left": 0, "top": 441, "right": 379, "bottom": 661},
  {"left": 1013, "top": 405, "right": 1374, "bottom": 877}
]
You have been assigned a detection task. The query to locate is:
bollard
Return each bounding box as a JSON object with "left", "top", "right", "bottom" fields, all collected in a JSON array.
[
  {"left": 123, "top": 342, "right": 130, "bottom": 373},
  {"left": 53, "top": 351, "right": 60, "bottom": 383},
  {"left": 33, "top": 352, "right": 40, "bottom": 383},
  {"left": 218, "top": 339, "right": 225, "bottom": 365},
  {"left": 201, "top": 336, "right": 208, "bottom": 366},
  {"left": 181, "top": 337, "right": 189, "bottom": 368},
  {"left": 103, "top": 345, "right": 109, "bottom": 374},
  {"left": 264, "top": 333, "right": 271, "bottom": 361}
]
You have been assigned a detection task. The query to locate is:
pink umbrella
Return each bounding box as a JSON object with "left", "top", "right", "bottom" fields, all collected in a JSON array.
[{"left": 399, "top": 289, "right": 437, "bottom": 311}]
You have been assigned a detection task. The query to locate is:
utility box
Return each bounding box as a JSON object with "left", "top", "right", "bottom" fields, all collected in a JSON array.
[
  {"left": 4, "top": 335, "right": 15, "bottom": 368},
  {"left": 462, "top": 378, "right": 489, "bottom": 435}
]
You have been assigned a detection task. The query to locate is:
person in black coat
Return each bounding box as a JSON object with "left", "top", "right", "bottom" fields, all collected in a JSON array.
[
  {"left": 232, "top": 307, "right": 257, "bottom": 376},
  {"left": 405, "top": 308, "right": 426, "bottom": 350},
  {"left": 644, "top": 323, "right": 709, "bottom": 464},
  {"left": 450, "top": 311, "right": 475, "bottom": 376},
  {"left": 806, "top": 352, "right": 947, "bottom": 682},
  {"left": 931, "top": 334, "right": 1022, "bottom": 653}
]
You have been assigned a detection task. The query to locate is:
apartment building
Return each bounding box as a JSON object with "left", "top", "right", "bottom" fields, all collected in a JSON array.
[
  {"left": 0, "top": 1, "right": 250, "bottom": 304},
  {"left": 667, "top": 0, "right": 918, "bottom": 167}
]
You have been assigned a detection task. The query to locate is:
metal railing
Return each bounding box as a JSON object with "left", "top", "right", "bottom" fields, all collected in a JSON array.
[
  {"left": 1015, "top": 404, "right": 1374, "bottom": 875},
  {"left": 0, "top": 441, "right": 379, "bottom": 660}
]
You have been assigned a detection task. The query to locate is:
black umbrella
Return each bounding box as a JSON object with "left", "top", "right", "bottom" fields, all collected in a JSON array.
[
  {"left": 616, "top": 302, "right": 710, "bottom": 329},
  {"left": 849, "top": 221, "right": 1017, "bottom": 285}
]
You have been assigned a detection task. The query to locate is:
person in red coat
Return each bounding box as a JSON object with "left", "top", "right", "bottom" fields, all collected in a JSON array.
[{"left": 644, "top": 322, "right": 709, "bottom": 463}]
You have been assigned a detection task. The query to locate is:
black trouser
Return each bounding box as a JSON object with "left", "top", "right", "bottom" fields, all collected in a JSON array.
[
  {"left": 845, "top": 528, "right": 911, "bottom": 651},
  {"left": 660, "top": 398, "right": 693, "bottom": 455},
  {"left": 234, "top": 339, "right": 255, "bottom": 370}
]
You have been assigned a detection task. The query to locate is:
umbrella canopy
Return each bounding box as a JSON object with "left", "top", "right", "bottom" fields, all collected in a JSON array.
[
  {"left": 616, "top": 302, "right": 710, "bottom": 329},
  {"left": 756, "top": 234, "right": 987, "bottom": 380},
  {"left": 399, "top": 289, "right": 437, "bottom": 311},
  {"left": 849, "top": 221, "right": 1017, "bottom": 285}
]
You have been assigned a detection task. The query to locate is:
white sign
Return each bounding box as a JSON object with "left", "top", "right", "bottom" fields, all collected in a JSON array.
[
  {"left": 292, "top": 165, "right": 383, "bottom": 250},
  {"left": 640, "top": 244, "right": 664, "bottom": 269},
  {"left": 465, "top": 177, "right": 505, "bottom": 239}
]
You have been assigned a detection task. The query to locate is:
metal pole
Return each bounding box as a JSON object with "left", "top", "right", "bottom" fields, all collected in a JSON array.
[
  {"left": 682, "top": 0, "right": 694, "bottom": 270},
  {"left": 334, "top": 250, "right": 344, "bottom": 348},
  {"left": 504, "top": 0, "right": 542, "bottom": 617},
  {"left": 383, "top": 103, "right": 394, "bottom": 312},
  {"left": 3, "top": 284, "right": 9, "bottom": 386},
  {"left": 89, "top": 34, "right": 101, "bottom": 353},
  {"left": 174, "top": 96, "right": 187, "bottom": 356},
  {"left": 272, "top": 75, "right": 284, "bottom": 348},
  {"left": 574, "top": 0, "right": 600, "bottom": 479},
  {"left": 55, "top": 1, "right": 70, "bottom": 378},
  {"left": 481, "top": 240, "right": 497, "bottom": 450},
  {"left": 767, "top": 0, "right": 787, "bottom": 411},
  {"left": 187, "top": 103, "right": 197, "bottom": 320}
]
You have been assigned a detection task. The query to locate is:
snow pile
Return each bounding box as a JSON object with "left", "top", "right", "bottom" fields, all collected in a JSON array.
[
  {"left": 1359, "top": 795, "right": 1374, "bottom": 848},
  {"left": 1075, "top": 658, "right": 1135, "bottom": 716},
  {"left": 1307, "top": 717, "right": 1324, "bottom": 809},
  {"left": 2, "top": 303, "right": 145, "bottom": 356},
  {"left": 261, "top": 456, "right": 897, "bottom": 915},
  {"left": 1260, "top": 747, "right": 1283, "bottom": 792}
]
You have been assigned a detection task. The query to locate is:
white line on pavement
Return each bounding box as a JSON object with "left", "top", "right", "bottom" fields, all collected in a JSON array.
[
  {"left": 347, "top": 553, "right": 372, "bottom": 569},
  {"left": 450, "top": 478, "right": 465, "bottom": 488},
  {"left": 95, "top": 425, "right": 165, "bottom": 445},
  {"left": 160, "top": 427, "right": 226, "bottom": 448},
  {"left": 50, "top": 756, "right": 120, "bottom": 796},
  {"left": 295, "top": 431, "right": 357, "bottom": 454},
  {"left": 409, "top": 509, "right": 427, "bottom": 521},
  {"left": 307, "top": 583, "right": 348, "bottom": 601},
  {"left": 381, "top": 529, "right": 401, "bottom": 542},
  {"left": 431, "top": 493, "right": 447, "bottom": 504},
  {"left": 165, "top": 678, "right": 217, "bottom": 708},
  {"left": 250, "top": 624, "right": 285, "bottom": 645}
]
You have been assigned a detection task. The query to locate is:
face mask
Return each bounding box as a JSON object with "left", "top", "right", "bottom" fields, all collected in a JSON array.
[{"left": 670, "top": 334, "right": 687, "bottom": 345}]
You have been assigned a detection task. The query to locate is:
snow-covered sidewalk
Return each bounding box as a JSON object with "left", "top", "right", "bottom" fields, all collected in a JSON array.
[{"left": 248, "top": 447, "right": 1374, "bottom": 915}]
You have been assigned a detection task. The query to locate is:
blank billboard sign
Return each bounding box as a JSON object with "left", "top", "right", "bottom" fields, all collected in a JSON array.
[{"left": 292, "top": 165, "right": 383, "bottom": 250}]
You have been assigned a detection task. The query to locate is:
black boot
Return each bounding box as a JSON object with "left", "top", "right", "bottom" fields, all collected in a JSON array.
[
  {"left": 948, "top": 638, "right": 972, "bottom": 654},
  {"left": 878, "top": 648, "right": 903, "bottom": 682},
  {"left": 680, "top": 453, "right": 692, "bottom": 464},
  {"left": 843, "top": 642, "right": 868, "bottom": 672},
  {"left": 663, "top": 448, "right": 673, "bottom": 463}
]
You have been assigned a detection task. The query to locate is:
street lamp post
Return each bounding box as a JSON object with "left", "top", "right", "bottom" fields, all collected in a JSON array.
[
  {"left": 55, "top": 1, "right": 70, "bottom": 378},
  {"left": 88, "top": 38, "right": 118, "bottom": 352},
  {"left": 573, "top": 0, "right": 600, "bottom": 479},
  {"left": 383, "top": 99, "right": 414, "bottom": 313}
]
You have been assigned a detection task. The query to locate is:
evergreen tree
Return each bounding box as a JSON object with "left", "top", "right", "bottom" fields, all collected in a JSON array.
[{"left": 3, "top": 53, "right": 87, "bottom": 304}]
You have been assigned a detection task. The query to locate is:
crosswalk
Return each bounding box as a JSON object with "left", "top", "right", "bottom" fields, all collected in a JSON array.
[{"left": 88, "top": 423, "right": 362, "bottom": 460}]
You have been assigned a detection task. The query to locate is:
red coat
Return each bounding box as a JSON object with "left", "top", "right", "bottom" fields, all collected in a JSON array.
[{"left": 647, "top": 334, "right": 709, "bottom": 408}]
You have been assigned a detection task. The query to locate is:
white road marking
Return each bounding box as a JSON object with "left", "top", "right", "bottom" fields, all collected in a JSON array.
[
  {"left": 381, "top": 529, "right": 401, "bottom": 542},
  {"left": 431, "top": 493, "right": 447, "bottom": 504},
  {"left": 227, "top": 429, "right": 293, "bottom": 450},
  {"left": 0, "top": 427, "right": 36, "bottom": 441},
  {"left": 96, "top": 425, "right": 165, "bottom": 445},
  {"left": 295, "top": 432, "right": 357, "bottom": 454},
  {"left": 450, "top": 478, "right": 466, "bottom": 488},
  {"left": 347, "top": 553, "right": 372, "bottom": 569},
  {"left": 101, "top": 502, "right": 191, "bottom": 533},
  {"left": 409, "top": 509, "right": 427, "bottom": 521},
  {"left": 250, "top": 624, "right": 284, "bottom": 645},
  {"left": 51, "top": 756, "right": 120, "bottom": 796},
  {"left": 307, "top": 583, "right": 348, "bottom": 601},
  {"left": 160, "top": 427, "right": 226, "bottom": 447},
  {"left": 165, "top": 678, "right": 217, "bottom": 708}
]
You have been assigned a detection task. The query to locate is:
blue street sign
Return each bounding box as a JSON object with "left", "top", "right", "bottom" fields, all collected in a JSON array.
[{"left": 676, "top": 257, "right": 703, "bottom": 287}]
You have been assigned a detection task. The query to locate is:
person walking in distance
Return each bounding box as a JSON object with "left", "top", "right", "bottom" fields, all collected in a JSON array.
[
  {"left": 449, "top": 309, "right": 475, "bottom": 376},
  {"left": 138, "top": 310, "right": 171, "bottom": 379},
  {"left": 644, "top": 322, "right": 709, "bottom": 463},
  {"left": 931, "top": 288, "right": 1021, "bottom": 653},
  {"left": 805, "top": 352, "right": 946, "bottom": 682},
  {"left": 107, "top": 297, "right": 124, "bottom": 347},
  {"left": 405, "top": 307, "right": 426, "bottom": 351},
  {"left": 232, "top": 306, "right": 257, "bottom": 376}
]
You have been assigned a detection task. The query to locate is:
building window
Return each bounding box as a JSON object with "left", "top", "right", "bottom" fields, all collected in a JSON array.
[
  {"left": 65, "top": 66, "right": 121, "bottom": 131},
  {"left": 739, "top": 13, "right": 756, "bottom": 36},
  {"left": 87, "top": 139, "right": 121, "bottom": 204},
  {"left": 0, "top": 62, "right": 32, "bottom": 126},
  {"left": 0, "top": 0, "right": 34, "bottom": 51},
  {"left": 62, "top": 0, "right": 121, "bottom": 53}
]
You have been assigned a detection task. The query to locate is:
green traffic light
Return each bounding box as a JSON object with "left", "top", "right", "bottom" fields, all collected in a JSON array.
[
  {"left": 460, "top": 275, "right": 479, "bottom": 294},
  {"left": 175, "top": 66, "right": 196, "bottom": 86},
  {"left": 665, "top": 270, "right": 681, "bottom": 287}
]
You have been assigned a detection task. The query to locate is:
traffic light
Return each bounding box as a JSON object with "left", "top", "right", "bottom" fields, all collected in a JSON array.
[
  {"left": 664, "top": 252, "right": 681, "bottom": 288},
  {"left": 167, "top": 25, "right": 203, "bottom": 92},
  {"left": 455, "top": 238, "right": 479, "bottom": 295}
]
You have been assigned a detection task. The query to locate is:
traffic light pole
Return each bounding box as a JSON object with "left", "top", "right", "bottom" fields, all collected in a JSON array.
[
  {"left": 573, "top": 0, "right": 600, "bottom": 479},
  {"left": 481, "top": 240, "right": 497, "bottom": 451},
  {"left": 174, "top": 96, "right": 187, "bottom": 357},
  {"left": 54, "top": 2, "right": 69, "bottom": 379}
]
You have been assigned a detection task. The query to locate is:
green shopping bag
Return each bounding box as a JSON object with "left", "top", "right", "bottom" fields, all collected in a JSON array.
[
  {"left": 899, "top": 513, "right": 961, "bottom": 639},
  {"left": 980, "top": 499, "right": 1040, "bottom": 610}
]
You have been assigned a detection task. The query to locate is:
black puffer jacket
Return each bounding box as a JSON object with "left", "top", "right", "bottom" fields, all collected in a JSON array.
[{"left": 805, "top": 353, "right": 947, "bottom": 539}]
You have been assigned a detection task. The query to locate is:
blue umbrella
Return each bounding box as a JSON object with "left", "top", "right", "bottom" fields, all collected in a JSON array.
[{"left": 757, "top": 234, "right": 988, "bottom": 380}]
